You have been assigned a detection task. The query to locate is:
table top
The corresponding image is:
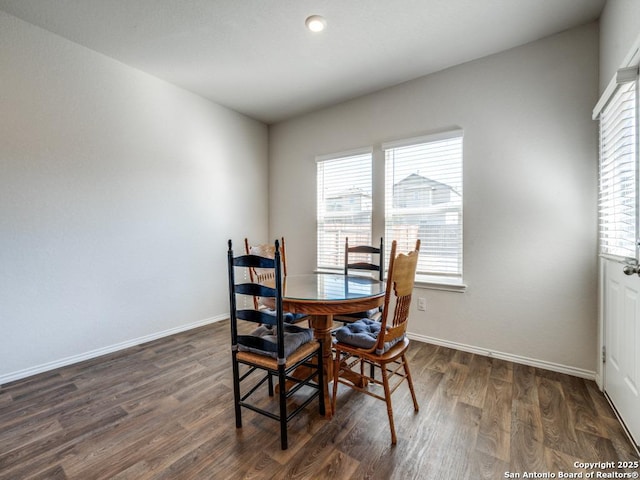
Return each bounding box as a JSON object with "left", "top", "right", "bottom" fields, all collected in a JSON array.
[{"left": 283, "top": 273, "right": 385, "bottom": 302}]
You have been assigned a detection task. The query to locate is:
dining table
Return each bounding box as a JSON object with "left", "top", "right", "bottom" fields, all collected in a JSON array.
[{"left": 282, "top": 273, "right": 386, "bottom": 417}]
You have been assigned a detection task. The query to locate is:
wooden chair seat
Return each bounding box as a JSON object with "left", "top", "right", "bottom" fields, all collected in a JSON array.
[{"left": 236, "top": 340, "right": 320, "bottom": 370}]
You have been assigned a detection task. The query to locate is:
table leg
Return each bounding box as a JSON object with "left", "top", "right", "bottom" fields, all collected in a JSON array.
[{"left": 310, "top": 314, "right": 334, "bottom": 418}]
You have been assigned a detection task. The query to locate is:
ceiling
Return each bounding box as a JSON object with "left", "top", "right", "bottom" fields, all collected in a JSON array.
[{"left": 0, "top": 0, "right": 605, "bottom": 124}]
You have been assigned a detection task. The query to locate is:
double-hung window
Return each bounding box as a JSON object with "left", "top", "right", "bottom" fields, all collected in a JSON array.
[
  {"left": 316, "top": 149, "right": 373, "bottom": 271},
  {"left": 383, "top": 130, "right": 464, "bottom": 282}
]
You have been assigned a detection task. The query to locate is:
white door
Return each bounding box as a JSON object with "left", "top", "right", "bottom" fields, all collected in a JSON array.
[
  {"left": 602, "top": 257, "right": 640, "bottom": 447},
  {"left": 598, "top": 74, "right": 639, "bottom": 448}
]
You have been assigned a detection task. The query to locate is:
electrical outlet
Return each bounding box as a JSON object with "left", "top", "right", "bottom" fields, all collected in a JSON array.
[{"left": 417, "top": 297, "right": 426, "bottom": 311}]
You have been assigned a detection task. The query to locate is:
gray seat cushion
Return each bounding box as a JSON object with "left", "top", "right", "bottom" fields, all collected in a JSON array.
[
  {"left": 334, "top": 318, "right": 404, "bottom": 355},
  {"left": 238, "top": 323, "right": 314, "bottom": 359},
  {"left": 261, "top": 308, "right": 308, "bottom": 324}
]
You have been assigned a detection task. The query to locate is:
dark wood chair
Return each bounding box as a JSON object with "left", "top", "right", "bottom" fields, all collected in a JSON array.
[
  {"left": 332, "top": 239, "right": 420, "bottom": 445},
  {"left": 228, "top": 239, "right": 325, "bottom": 450},
  {"left": 244, "top": 237, "right": 308, "bottom": 324},
  {"left": 334, "top": 237, "right": 384, "bottom": 324}
]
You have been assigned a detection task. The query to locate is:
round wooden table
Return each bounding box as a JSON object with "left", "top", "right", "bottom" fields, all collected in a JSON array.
[{"left": 282, "top": 273, "right": 385, "bottom": 417}]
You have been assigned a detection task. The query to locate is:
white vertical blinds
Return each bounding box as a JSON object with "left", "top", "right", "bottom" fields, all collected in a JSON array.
[
  {"left": 384, "top": 131, "right": 463, "bottom": 277},
  {"left": 598, "top": 80, "right": 638, "bottom": 259},
  {"left": 317, "top": 151, "right": 372, "bottom": 270}
]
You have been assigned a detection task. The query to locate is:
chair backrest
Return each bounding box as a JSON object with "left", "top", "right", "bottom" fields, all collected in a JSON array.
[
  {"left": 376, "top": 239, "right": 421, "bottom": 352},
  {"left": 228, "top": 239, "right": 287, "bottom": 359},
  {"left": 245, "top": 237, "right": 288, "bottom": 277},
  {"left": 344, "top": 237, "right": 384, "bottom": 281},
  {"left": 244, "top": 237, "right": 287, "bottom": 310}
]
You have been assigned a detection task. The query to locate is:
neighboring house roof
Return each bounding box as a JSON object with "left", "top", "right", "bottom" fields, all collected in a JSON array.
[
  {"left": 394, "top": 173, "right": 451, "bottom": 191},
  {"left": 327, "top": 187, "right": 372, "bottom": 200},
  {"left": 395, "top": 173, "right": 461, "bottom": 197},
  {"left": 327, "top": 174, "right": 459, "bottom": 205}
]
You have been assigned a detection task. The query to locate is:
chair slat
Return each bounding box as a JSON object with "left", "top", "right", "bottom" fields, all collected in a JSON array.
[
  {"left": 233, "top": 254, "right": 276, "bottom": 269},
  {"left": 348, "top": 245, "right": 381, "bottom": 254},
  {"left": 235, "top": 283, "right": 277, "bottom": 298},
  {"left": 347, "top": 263, "right": 381, "bottom": 271},
  {"left": 236, "top": 309, "right": 279, "bottom": 326}
]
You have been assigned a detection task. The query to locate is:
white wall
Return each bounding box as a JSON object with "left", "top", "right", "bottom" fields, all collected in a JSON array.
[
  {"left": 599, "top": 0, "right": 640, "bottom": 93},
  {"left": 0, "top": 12, "right": 268, "bottom": 383},
  {"left": 269, "top": 24, "right": 599, "bottom": 375}
]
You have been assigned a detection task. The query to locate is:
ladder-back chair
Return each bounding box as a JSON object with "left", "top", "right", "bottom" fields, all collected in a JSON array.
[
  {"left": 228, "top": 239, "right": 325, "bottom": 450},
  {"left": 334, "top": 237, "right": 384, "bottom": 324}
]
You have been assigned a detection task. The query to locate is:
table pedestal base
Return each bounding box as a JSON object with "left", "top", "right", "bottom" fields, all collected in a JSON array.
[{"left": 309, "top": 314, "right": 334, "bottom": 417}]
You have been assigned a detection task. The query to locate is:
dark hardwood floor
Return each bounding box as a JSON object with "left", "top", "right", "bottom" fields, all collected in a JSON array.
[{"left": 1, "top": 321, "right": 638, "bottom": 479}]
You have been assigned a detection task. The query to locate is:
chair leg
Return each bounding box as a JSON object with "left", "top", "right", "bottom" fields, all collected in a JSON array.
[
  {"left": 231, "top": 355, "right": 242, "bottom": 428},
  {"left": 317, "top": 347, "right": 326, "bottom": 416},
  {"left": 278, "top": 366, "right": 288, "bottom": 450},
  {"left": 359, "top": 356, "right": 369, "bottom": 387},
  {"left": 332, "top": 351, "right": 341, "bottom": 413},
  {"left": 380, "top": 364, "right": 397, "bottom": 445},
  {"left": 268, "top": 373, "right": 274, "bottom": 397},
  {"left": 403, "top": 354, "right": 419, "bottom": 412}
]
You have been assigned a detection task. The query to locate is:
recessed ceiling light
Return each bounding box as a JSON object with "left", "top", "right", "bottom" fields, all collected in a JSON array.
[{"left": 305, "top": 15, "right": 326, "bottom": 33}]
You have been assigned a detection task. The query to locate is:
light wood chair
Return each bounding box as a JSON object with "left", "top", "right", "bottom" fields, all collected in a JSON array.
[
  {"left": 332, "top": 239, "right": 421, "bottom": 445},
  {"left": 244, "top": 237, "right": 308, "bottom": 323},
  {"left": 227, "top": 239, "right": 324, "bottom": 450},
  {"left": 333, "top": 237, "right": 384, "bottom": 324}
]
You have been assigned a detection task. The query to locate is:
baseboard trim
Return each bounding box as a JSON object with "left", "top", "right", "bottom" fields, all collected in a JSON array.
[
  {"left": 0, "top": 314, "right": 227, "bottom": 386},
  {"left": 407, "top": 332, "right": 596, "bottom": 380},
  {"left": 595, "top": 372, "right": 603, "bottom": 390},
  {"left": 3, "top": 318, "right": 596, "bottom": 386}
]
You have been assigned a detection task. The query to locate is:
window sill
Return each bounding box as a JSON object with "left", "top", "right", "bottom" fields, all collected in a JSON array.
[
  {"left": 316, "top": 269, "right": 467, "bottom": 293},
  {"left": 315, "top": 268, "right": 342, "bottom": 275},
  {"left": 415, "top": 275, "right": 467, "bottom": 293}
]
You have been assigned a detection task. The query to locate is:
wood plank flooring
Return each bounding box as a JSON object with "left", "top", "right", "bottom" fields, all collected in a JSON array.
[{"left": 1, "top": 321, "right": 638, "bottom": 479}]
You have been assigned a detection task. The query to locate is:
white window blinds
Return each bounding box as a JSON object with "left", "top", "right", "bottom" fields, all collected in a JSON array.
[
  {"left": 598, "top": 80, "right": 638, "bottom": 259},
  {"left": 317, "top": 150, "right": 372, "bottom": 270},
  {"left": 384, "top": 131, "right": 463, "bottom": 278}
]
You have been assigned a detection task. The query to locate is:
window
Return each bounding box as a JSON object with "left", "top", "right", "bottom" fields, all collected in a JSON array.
[
  {"left": 384, "top": 130, "right": 463, "bottom": 279},
  {"left": 598, "top": 80, "right": 638, "bottom": 259},
  {"left": 317, "top": 150, "right": 372, "bottom": 270},
  {"left": 315, "top": 131, "right": 464, "bottom": 289}
]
